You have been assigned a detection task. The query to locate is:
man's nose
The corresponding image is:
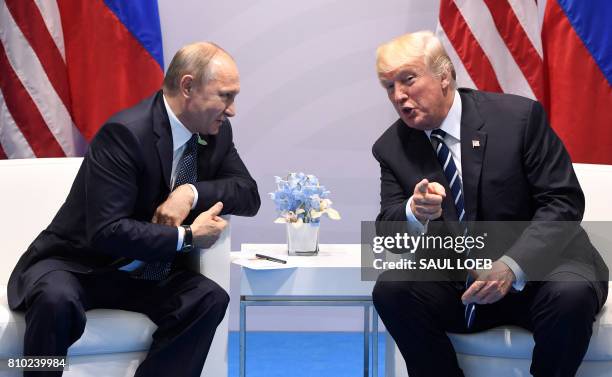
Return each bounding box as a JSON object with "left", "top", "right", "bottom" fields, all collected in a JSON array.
[
  {"left": 393, "top": 83, "right": 408, "bottom": 103},
  {"left": 224, "top": 103, "right": 236, "bottom": 117}
]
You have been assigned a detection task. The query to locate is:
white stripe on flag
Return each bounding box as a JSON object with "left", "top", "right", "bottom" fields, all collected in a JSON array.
[
  {"left": 33, "top": 0, "right": 66, "bottom": 61},
  {"left": 507, "top": 0, "right": 543, "bottom": 58},
  {"left": 0, "top": 90, "right": 36, "bottom": 158},
  {"left": 454, "top": 0, "right": 536, "bottom": 99},
  {"left": 0, "top": 1, "right": 84, "bottom": 156},
  {"left": 436, "top": 23, "right": 477, "bottom": 89},
  {"left": 537, "top": 0, "right": 548, "bottom": 35}
]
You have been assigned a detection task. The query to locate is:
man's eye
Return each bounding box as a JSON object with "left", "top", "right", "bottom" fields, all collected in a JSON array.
[
  {"left": 402, "top": 76, "right": 415, "bottom": 84},
  {"left": 385, "top": 83, "right": 394, "bottom": 91}
]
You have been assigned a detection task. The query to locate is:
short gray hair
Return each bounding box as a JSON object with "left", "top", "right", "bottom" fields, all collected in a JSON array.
[{"left": 163, "top": 42, "right": 231, "bottom": 94}]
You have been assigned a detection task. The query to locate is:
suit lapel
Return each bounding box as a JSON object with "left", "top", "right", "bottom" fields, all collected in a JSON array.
[
  {"left": 197, "top": 134, "right": 214, "bottom": 180},
  {"left": 152, "top": 91, "right": 173, "bottom": 190},
  {"left": 459, "top": 89, "right": 486, "bottom": 222}
]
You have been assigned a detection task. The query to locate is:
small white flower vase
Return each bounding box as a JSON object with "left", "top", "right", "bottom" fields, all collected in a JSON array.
[{"left": 286, "top": 222, "right": 319, "bottom": 256}]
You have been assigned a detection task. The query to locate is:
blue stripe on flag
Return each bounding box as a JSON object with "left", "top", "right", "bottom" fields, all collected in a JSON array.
[
  {"left": 103, "top": 0, "right": 164, "bottom": 69},
  {"left": 558, "top": 0, "right": 612, "bottom": 86}
]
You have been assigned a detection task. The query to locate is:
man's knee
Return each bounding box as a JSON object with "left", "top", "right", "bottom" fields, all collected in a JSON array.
[
  {"left": 373, "top": 279, "right": 403, "bottom": 308},
  {"left": 25, "top": 271, "right": 87, "bottom": 336},
  {"left": 537, "top": 280, "right": 599, "bottom": 324},
  {"left": 373, "top": 278, "right": 423, "bottom": 314},
  {"left": 195, "top": 277, "right": 230, "bottom": 315}
]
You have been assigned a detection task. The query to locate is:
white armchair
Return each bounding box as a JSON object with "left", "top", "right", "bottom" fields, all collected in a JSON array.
[{"left": 0, "top": 158, "right": 230, "bottom": 377}]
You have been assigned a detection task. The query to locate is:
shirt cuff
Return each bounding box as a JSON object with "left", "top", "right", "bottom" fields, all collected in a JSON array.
[
  {"left": 176, "top": 225, "right": 185, "bottom": 251},
  {"left": 187, "top": 184, "right": 198, "bottom": 210},
  {"left": 499, "top": 255, "right": 527, "bottom": 291},
  {"left": 405, "top": 196, "right": 427, "bottom": 234}
]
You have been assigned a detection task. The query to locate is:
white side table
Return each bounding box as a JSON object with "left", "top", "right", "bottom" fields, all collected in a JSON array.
[{"left": 233, "top": 244, "right": 378, "bottom": 377}]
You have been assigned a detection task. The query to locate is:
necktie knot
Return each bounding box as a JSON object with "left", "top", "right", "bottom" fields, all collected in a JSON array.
[
  {"left": 431, "top": 128, "right": 446, "bottom": 141},
  {"left": 187, "top": 133, "right": 199, "bottom": 150}
]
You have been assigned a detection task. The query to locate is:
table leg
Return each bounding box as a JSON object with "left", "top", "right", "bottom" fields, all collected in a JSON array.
[
  {"left": 240, "top": 300, "right": 246, "bottom": 377},
  {"left": 364, "top": 304, "right": 370, "bottom": 377},
  {"left": 373, "top": 306, "right": 379, "bottom": 377}
]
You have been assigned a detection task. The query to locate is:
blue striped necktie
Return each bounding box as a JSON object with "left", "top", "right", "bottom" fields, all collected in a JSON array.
[
  {"left": 430, "top": 129, "right": 476, "bottom": 328},
  {"left": 137, "top": 133, "right": 199, "bottom": 280}
]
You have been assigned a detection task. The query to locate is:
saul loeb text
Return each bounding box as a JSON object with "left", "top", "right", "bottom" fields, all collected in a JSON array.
[
  {"left": 371, "top": 233, "right": 492, "bottom": 272},
  {"left": 373, "top": 257, "right": 493, "bottom": 271}
]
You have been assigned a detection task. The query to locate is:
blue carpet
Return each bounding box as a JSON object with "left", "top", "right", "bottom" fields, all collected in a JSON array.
[{"left": 228, "top": 331, "right": 385, "bottom": 377}]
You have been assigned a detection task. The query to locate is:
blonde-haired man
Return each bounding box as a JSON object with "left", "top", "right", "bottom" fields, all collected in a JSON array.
[
  {"left": 9, "top": 42, "right": 260, "bottom": 377},
  {"left": 371, "top": 31, "right": 607, "bottom": 377}
]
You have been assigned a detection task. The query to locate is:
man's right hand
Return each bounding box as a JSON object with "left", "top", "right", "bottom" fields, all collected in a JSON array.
[
  {"left": 410, "top": 179, "right": 446, "bottom": 224},
  {"left": 191, "top": 202, "right": 227, "bottom": 249}
]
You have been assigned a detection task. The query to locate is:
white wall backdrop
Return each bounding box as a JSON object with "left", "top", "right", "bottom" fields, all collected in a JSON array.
[{"left": 158, "top": 0, "right": 440, "bottom": 330}]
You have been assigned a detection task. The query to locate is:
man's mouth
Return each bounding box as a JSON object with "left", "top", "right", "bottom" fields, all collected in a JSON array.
[{"left": 401, "top": 107, "right": 415, "bottom": 116}]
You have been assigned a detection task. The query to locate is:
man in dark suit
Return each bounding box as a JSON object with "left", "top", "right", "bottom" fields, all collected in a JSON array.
[
  {"left": 371, "top": 31, "right": 608, "bottom": 377},
  {"left": 8, "top": 42, "right": 260, "bottom": 376}
]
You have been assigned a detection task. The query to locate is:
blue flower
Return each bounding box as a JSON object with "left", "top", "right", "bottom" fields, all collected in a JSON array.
[{"left": 270, "top": 172, "right": 340, "bottom": 223}]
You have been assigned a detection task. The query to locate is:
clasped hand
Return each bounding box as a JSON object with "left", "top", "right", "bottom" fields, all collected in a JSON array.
[
  {"left": 152, "top": 185, "right": 227, "bottom": 249},
  {"left": 461, "top": 261, "right": 515, "bottom": 305}
]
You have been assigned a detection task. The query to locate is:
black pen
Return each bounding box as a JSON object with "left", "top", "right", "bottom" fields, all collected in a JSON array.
[{"left": 255, "top": 253, "right": 287, "bottom": 264}]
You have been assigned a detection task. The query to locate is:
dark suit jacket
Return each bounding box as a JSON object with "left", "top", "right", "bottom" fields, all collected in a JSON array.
[
  {"left": 373, "top": 88, "right": 608, "bottom": 306},
  {"left": 8, "top": 91, "right": 260, "bottom": 310}
]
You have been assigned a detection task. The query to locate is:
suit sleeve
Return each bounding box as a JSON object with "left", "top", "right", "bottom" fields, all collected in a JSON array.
[
  {"left": 86, "top": 123, "right": 178, "bottom": 262},
  {"left": 373, "top": 145, "right": 411, "bottom": 222},
  {"left": 504, "top": 100, "right": 585, "bottom": 278},
  {"left": 193, "top": 123, "right": 261, "bottom": 217}
]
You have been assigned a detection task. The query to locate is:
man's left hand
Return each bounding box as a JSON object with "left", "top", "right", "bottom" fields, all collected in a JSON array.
[
  {"left": 461, "top": 261, "right": 515, "bottom": 305},
  {"left": 152, "top": 184, "right": 195, "bottom": 226}
]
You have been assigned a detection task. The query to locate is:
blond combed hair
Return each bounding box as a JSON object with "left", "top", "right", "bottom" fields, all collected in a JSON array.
[
  {"left": 376, "top": 31, "right": 456, "bottom": 88},
  {"left": 163, "top": 42, "right": 231, "bottom": 94}
]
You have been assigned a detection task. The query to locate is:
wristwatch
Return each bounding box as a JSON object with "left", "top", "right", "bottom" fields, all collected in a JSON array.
[{"left": 181, "top": 225, "right": 194, "bottom": 252}]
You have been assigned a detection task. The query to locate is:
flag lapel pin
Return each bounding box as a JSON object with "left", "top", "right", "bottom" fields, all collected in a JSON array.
[{"left": 472, "top": 140, "right": 480, "bottom": 148}]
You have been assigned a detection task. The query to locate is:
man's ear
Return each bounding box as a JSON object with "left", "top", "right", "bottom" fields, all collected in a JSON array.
[
  {"left": 180, "top": 75, "right": 194, "bottom": 98},
  {"left": 440, "top": 71, "right": 450, "bottom": 90}
]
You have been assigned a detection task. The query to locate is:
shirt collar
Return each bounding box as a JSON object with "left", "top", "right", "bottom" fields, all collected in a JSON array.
[
  {"left": 163, "top": 94, "right": 193, "bottom": 152},
  {"left": 425, "top": 90, "right": 462, "bottom": 141}
]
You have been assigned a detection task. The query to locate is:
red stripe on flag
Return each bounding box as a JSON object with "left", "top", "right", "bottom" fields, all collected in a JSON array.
[
  {"left": 543, "top": 0, "right": 612, "bottom": 164},
  {"left": 0, "top": 43, "right": 65, "bottom": 157},
  {"left": 483, "top": 0, "right": 546, "bottom": 104},
  {"left": 0, "top": 145, "right": 7, "bottom": 159},
  {"left": 5, "top": 0, "right": 73, "bottom": 114},
  {"left": 58, "top": 0, "right": 163, "bottom": 141},
  {"left": 439, "top": 0, "right": 503, "bottom": 92}
]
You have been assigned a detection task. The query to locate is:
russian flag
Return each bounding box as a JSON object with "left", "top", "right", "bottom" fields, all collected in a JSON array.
[
  {"left": 0, "top": 0, "right": 163, "bottom": 158},
  {"left": 542, "top": 0, "right": 612, "bottom": 164}
]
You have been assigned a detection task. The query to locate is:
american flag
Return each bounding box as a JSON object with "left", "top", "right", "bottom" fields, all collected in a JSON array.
[
  {"left": 437, "top": 0, "right": 612, "bottom": 165},
  {"left": 0, "top": 0, "right": 164, "bottom": 159}
]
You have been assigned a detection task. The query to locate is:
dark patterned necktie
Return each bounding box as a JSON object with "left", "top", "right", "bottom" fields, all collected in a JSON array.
[
  {"left": 430, "top": 129, "right": 475, "bottom": 328},
  {"left": 137, "top": 134, "right": 199, "bottom": 280}
]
